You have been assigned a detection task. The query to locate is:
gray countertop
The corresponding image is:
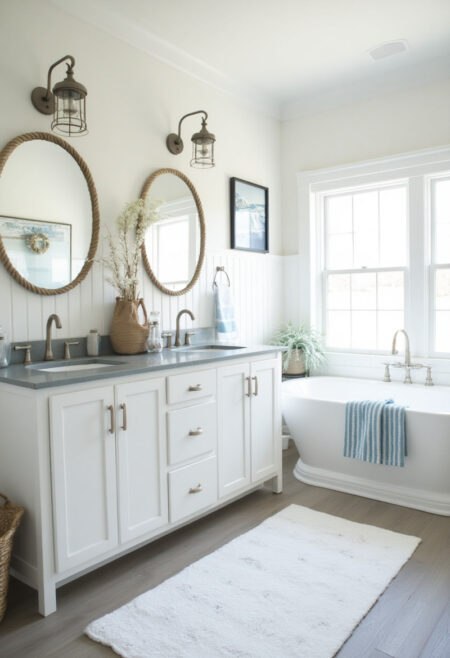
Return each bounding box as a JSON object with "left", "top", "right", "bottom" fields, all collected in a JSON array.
[{"left": 0, "top": 345, "right": 283, "bottom": 390}]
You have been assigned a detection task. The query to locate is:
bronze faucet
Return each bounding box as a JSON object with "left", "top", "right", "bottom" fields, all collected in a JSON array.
[
  {"left": 175, "top": 309, "right": 195, "bottom": 347},
  {"left": 45, "top": 314, "right": 62, "bottom": 360}
]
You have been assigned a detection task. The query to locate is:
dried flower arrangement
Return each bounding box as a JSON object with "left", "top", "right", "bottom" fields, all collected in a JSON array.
[{"left": 103, "top": 199, "right": 159, "bottom": 301}]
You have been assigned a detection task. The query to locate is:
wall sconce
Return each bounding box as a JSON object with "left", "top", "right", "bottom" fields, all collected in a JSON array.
[
  {"left": 31, "top": 55, "right": 87, "bottom": 136},
  {"left": 166, "top": 110, "right": 215, "bottom": 168}
]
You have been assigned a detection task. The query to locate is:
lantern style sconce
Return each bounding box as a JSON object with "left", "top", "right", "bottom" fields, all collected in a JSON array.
[
  {"left": 166, "top": 110, "right": 215, "bottom": 168},
  {"left": 31, "top": 55, "right": 88, "bottom": 136}
]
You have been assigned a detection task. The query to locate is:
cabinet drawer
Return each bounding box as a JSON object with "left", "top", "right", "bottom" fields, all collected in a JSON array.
[
  {"left": 167, "top": 401, "right": 216, "bottom": 466},
  {"left": 167, "top": 369, "right": 216, "bottom": 405},
  {"left": 169, "top": 455, "right": 217, "bottom": 523}
]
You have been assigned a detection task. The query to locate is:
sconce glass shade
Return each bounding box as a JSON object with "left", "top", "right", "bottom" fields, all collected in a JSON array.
[
  {"left": 31, "top": 56, "right": 88, "bottom": 137},
  {"left": 51, "top": 70, "right": 87, "bottom": 136},
  {"left": 190, "top": 119, "right": 215, "bottom": 168}
]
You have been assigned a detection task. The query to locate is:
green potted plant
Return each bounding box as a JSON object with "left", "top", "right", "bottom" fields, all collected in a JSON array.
[{"left": 271, "top": 323, "right": 325, "bottom": 375}]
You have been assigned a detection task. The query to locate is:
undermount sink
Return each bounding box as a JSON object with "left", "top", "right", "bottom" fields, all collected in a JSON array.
[
  {"left": 175, "top": 345, "right": 246, "bottom": 354},
  {"left": 29, "top": 359, "right": 124, "bottom": 373}
]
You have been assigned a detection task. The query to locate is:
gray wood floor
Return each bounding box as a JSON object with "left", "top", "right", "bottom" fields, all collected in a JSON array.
[{"left": 1, "top": 445, "right": 449, "bottom": 658}]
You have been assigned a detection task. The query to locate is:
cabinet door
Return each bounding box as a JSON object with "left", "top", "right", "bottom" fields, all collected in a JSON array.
[
  {"left": 116, "top": 378, "right": 168, "bottom": 544},
  {"left": 250, "top": 358, "right": 281, "bottom": 482},
  {"left": 217, "top": 362, "right": 251, "bottom": 498},
  {"left": 50, "top": 386, "right": 118, "bottom": 573}
]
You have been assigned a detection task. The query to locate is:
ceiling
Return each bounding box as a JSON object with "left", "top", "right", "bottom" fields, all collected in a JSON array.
[{"left": 51, "top": 0, "right": 450, "bottom": 119}]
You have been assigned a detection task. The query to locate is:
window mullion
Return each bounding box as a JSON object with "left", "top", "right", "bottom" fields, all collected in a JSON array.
[{"left": 408, "top": 176, "right": 427, "bottom": 357}]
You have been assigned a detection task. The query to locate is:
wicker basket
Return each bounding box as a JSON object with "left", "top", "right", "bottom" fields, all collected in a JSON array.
[{"left": 0, "top": 493, "right": 24, "bottom": 622}]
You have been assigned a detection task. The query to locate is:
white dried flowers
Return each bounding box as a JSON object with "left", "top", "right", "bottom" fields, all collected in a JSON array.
[{"left": 103, "top": 198, "right": 159, "bottom": 301}]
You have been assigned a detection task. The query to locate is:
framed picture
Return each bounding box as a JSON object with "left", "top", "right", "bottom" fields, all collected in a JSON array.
[
  {"left": 230, "top": 177, "right": 268, "bottom": 253},
  {"left": 0, "top": 215, "right": 72, "bottom": 288}
]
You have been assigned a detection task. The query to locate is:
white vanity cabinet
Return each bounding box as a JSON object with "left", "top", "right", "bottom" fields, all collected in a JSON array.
[
  {"left": 49, "top": 377, "right": 167, "bottom": 573},
  {"left": 217, "top": 357, "right": 281, "bottom": 498},
  {"left": 0, "top": 350, "right": 282, "bottom": 617}
]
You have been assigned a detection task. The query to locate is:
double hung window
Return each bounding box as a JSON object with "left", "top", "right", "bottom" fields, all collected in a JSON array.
[{"left": 307, "top": 147, "right": 450, "bottom": 357}]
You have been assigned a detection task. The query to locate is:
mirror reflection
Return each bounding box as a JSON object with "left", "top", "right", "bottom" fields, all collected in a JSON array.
[
  {"left": 0, "top": 133, "right": 98, "bottom": 294},
  {"left": 141, "top": 169, "right": 205, "bottom": 295}
]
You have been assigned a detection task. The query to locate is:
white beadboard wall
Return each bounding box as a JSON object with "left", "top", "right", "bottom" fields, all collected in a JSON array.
[{"left": 1, "top": 250, "right": 284, "bottom": 347}]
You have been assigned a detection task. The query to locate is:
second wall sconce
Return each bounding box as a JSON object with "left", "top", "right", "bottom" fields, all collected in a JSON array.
[
  {"left": 31, "top": 55, "right": 88, "bottom": 136},
  {"left": 166, "top": 110, "right": 215, "bottom": 168}
]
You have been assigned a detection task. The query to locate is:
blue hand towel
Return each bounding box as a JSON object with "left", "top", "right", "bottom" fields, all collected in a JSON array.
[
  {"left": 214, "top": 282, "right": 237, "bottom": 340},
  {"left": 344, "top": 399, "right": 407, "bottom": 467}
]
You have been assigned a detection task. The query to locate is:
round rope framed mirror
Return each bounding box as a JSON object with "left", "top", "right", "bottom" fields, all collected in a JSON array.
[
  {"left": 0, "top": 131, "right": 99, "bottom": 295},
  {"left": 140, "top": 168, "right": 205, "bottom": 296}
]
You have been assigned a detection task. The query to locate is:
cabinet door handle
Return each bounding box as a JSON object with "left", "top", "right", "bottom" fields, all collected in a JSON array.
[
  {"left": 188, "top": 384, "right": 202, "bottom": 392},
  {"left": 188, "top": 427, "right": 203, "bottom": 436},
  {"left": 188, "top": 483, "right": 203, "bottom": 494},
  {"left": 107, "top": 405, "right": 115, "bottom": 434},
  {"left": 245, "top": 376, "right": 251, "bottom": 397},
  {"left": 120, "top": 403, "right": 127, "bottom": 431},
  {"left": 252, "top": 376, "right": 259, "bottom": 396}
]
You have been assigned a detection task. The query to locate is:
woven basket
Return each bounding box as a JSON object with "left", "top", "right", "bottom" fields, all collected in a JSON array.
[
  {"left": 0, "top": 493, "right": 24, "bottom": 622},
  {"left": 110, "top": 297, "right": 149, "bottom": 355}
]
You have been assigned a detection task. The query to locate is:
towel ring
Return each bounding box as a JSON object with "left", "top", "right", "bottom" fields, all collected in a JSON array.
[{"left": 213, "top": 266, "right": 230, "bottom": 288}]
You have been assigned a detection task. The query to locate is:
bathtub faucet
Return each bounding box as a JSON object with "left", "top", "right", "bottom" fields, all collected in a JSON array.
[
  {"left": 384, "top": 329, "right": 432, "bottom": 385},
  {"left": 392, "top": 329, "right": 411, "bottom": 367}
]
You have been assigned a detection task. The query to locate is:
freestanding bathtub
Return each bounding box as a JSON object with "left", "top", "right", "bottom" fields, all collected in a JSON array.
[{"left": 282, "top": 376, "right": 450, "bottom": 516}]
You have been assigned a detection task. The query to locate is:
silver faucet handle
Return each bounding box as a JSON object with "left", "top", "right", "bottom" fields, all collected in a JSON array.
[
  {"left": 184, "top": 331, "right": 196, "bottom": 346},
  {"left": 382, "top": 363, "right": 391, "bottom": 382},
  {"left": 64, "top": 340, "right": 80, "bottom": 360},
  {"left": 425, "top": 366, "right": 434, "bottom": 386},
  {"left": 15, "top": 344, "right": 32, "bottom": 365},
  {"left": 161, "top": 332, "right": 173, "bottom": 349}
]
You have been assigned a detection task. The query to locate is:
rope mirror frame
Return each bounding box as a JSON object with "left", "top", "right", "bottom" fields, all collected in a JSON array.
[
  {"left": 140, "top": 167, "right": 206, "bottom": 297},
  {"left": 0, "top": 131, "right": 99, "bottom": 295}
]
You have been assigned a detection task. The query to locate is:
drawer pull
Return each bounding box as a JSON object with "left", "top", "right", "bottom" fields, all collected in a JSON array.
[
  {"left": 189, "top": 483, "right": 203, "bottom": 494},
  {"left": 188, "top": 427, "right": 203, "bottom": 436},
  {"left": 107, "top": 405, "right": 115, "bottom": 434},
  {"left": 188, "top": 384, "right": 203, "bottom": 392}
]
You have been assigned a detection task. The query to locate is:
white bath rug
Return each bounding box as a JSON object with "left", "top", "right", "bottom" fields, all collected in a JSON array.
[{"left": 86, "top": 504, "right": 420, "bottom": 658}]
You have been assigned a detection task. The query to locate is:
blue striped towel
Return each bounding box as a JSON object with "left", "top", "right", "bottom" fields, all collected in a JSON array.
[
  {"left": 214, "top": 282, "right": 237, "bottom": 339},
  {"left": 344, "top": 399, "right": 407, "bottom": 467}
]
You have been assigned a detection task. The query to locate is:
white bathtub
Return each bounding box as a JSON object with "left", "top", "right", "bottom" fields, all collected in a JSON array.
[{"left": 282, "top": 376, "right": 450, "bottom": 515}]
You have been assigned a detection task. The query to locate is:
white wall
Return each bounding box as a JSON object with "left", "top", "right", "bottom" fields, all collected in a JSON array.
[
  {"left": 281, "top": 78, "right": 450, "bottom": 325},
  {"left": 0, "top": 0, "right": 283, "bottom": 345}
]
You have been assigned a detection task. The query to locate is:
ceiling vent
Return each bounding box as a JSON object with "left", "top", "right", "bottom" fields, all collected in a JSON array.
[{"left": 369, "top": 40, "right": 408, "bottom": 61}]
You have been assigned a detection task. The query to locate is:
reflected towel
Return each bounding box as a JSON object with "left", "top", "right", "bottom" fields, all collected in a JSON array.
[
  {"left": 344, "top": 399, "right": 407, "bottom": 467},
  {"left": 214, "top": 283, "right": 237, "bottom": 339}
]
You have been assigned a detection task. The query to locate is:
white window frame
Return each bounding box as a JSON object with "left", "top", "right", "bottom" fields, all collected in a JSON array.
[
  {"left": 428, "top": 172, "right": 450, "bottom": 357},
  {"left": 319, "top": 180, "right": 409, "bottom": 353},
  {"left": 297, "top": 145, "right": 450, "bottom": 362}
]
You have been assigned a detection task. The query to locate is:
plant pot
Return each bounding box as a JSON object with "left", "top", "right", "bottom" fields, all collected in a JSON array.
[
  {"left": 110, "top": 297, "right": 149, "bottom": 355},
  {"left": 284, "top": 348, "right": 306, "bottom": 375}
]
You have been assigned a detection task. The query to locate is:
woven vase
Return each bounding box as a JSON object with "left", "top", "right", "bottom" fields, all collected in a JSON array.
[
  {"left": 284, "top": 348, "right": 306, "bottom": 375},
  {"left": 110, "top": 297, "right": 149, "bottom": 355}
]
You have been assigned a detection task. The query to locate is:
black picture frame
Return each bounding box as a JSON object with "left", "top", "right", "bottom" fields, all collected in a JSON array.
[{"left": 230, "top": 177, "right": 268, "bottom": 253}]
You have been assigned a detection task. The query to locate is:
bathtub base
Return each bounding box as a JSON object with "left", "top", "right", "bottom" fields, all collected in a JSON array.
[{"left": 293, "top": 457, "right": 450, "bottom": 516}]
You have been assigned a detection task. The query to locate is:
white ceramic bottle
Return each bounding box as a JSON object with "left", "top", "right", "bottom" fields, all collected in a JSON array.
[{"left": 87, "top": 329, "right": 99, "bottom": 356}]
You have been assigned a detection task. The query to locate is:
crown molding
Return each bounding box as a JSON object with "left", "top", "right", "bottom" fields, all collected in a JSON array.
[{"left": 49, "top": 0, "right": 281, "bottom": 119}]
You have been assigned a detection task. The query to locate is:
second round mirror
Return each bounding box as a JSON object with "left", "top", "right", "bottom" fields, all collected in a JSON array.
[{"left": 140, "top": 168, "right": 205, "bottom": 296}]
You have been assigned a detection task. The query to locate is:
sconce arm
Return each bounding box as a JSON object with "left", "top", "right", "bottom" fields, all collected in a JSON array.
[
  {"left": 44, "top": 55, "right": 75, "bottom": 100},
  {"left": 176, "top": 110, "right": 208, "bottom": 139}
]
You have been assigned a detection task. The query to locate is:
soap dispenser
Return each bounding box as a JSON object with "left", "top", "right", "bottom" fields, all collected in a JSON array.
[
  {"left": 147, "top": 312, "right": 162, "bottom": 353},
  {"left": 0, "top": 326, "right": 11, "bottom": 368}
]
